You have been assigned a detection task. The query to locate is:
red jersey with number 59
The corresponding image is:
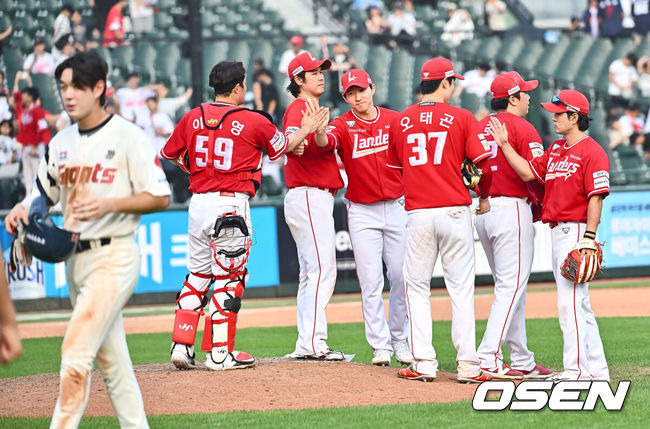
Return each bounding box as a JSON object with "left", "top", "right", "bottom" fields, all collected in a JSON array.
[
  {"left": 161, "top": 102, "right": 287, "bottom": 196},
  {"left": 324, "top": 107, "right": 403, "bottom": 204},
  {"left": 529, "top": 136, "right": 609, "bottom": 223},
  {"left": 386, "top": 101, "right": 490, "bottom": 210}
]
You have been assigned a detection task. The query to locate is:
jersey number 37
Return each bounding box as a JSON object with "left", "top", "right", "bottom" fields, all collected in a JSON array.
[
  {"left": 195, "top": 136, "right": 234, "bottom": 170},
  {"left": 407, "top": 131, "right": 448, "bottom": 166}
]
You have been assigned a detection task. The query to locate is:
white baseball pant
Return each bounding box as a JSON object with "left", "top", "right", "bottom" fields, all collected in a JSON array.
[
  {"left": 52, "top": 235, "right": 148, "bottom": 429},
  {"left": 551, "top": 222, "right": 609, "bottom": 381},
  {"left": 21, "top": 143, "right": 45, "bottom": 197},
  {"left": 284, "top": 187, "right": 337, "bottom": 356},
  {"left": 475, "top": 196, "right": 536, "bottom": 371},
  {"left": 345, "top": 198, "right": 408, "bottom": 352},
  {"left": 403, "top": 205, "right": 481, "bottom": 377},
  {"left": 176, "top": 192, "right": 251, "bottom": 356}
]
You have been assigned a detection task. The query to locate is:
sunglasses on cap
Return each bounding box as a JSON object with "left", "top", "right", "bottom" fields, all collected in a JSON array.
[{"left": 552, "top": 95, "right": 581, "bottom": 113}]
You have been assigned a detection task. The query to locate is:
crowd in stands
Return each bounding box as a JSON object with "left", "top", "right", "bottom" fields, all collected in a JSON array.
[{"left": 2, "top": 1, "right": 650, "bottom": 206}]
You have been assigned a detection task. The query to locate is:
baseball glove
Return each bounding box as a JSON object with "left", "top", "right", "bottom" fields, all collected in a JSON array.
[
  {"left": 9, "top": 220, "right": 32, "bottom": 273},
  {"left": 176, "top": 149, "right": 191, "bottom": 174},
  {"left": 560, "top": 238, "right": 604, "bottom": 284},
  {"left": 461, "top": 158, "right": 482, "bottom": 189}
]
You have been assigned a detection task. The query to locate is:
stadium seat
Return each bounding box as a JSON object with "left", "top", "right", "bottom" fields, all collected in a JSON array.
[
  {"left": 388, "top": 50, "right": 414, "bottom": 111},
  {"left": 110, "top": 45, "right": 135, "bottom": 77},
  {"left": 175, "top": 58, "right": 192, "bottom": 88},
  {"left": 494, "top": 35, "right": 525, "bottom": 65},
  {"left": 460, "top": 92, "right": 482, "bottom": 115},
  {"left": 555, "top": 35, "right": 593, "bottom": 83},
  {"left": 153, "top": 41, "right": 180, "bottom": 86},
  {"left": 574, "top": 38, "right": 612, "bottom": 87},
  {"left": 2, "top": 47, "right": 25, "bottom": 88},
  {"left": 40, "top": 0, "right": 62, "bottom": 13},
  {"left": 31, "top": 73, "right": 62, "bottom": 113},
  {"left": 513, "top": 40, "right": 543, "bottom": 72},
  {"left": 474, "top": 36, "right": 502, "bottom": 63},
  {"left": 615, "top": 145, "right": 650, "bottom": 184},
  {"left": 12, "top": 11, "right": 38, "bottom": 35},
  {"left": 365, "top": 45, "right": 392, "bottom": 106},
  {"left": 534, "top": 35, "right": 570, "bottom": 76}
]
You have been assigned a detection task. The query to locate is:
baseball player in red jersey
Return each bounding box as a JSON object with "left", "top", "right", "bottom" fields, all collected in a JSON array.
[
  {"left": 283, "top": 52, "right": 347, "bottom": 360},
  {"left": 162, "top": 61, "right": 328, "bottom": 370},
  {"left": 5, "top": 52, "right": 171, "bottom": 428},
  {"left": 386, "top": 57, "right": 493, "bottom": 383},
  {"left": 489, "top": 89, "right": 610, "bottom": 382},
  {"left": 470, "top": 71, "right": 553, "bottom": 380},
  {"left": 320, "top": 69, "right": 412, "bottom": 366}
]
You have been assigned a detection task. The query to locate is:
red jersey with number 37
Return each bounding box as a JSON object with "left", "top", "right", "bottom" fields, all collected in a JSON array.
[
  {"left": 324, "top": 107, "right": 403, "bottom": 204},
  {"left": 161, "top": 102, "right": 287, "bottom": 196},
  {"left": 470, "top": 112, "right": 545, "bottom": 200},
  {"left": 283, "top": 98, "right": 344, "bottom": 189},
  {"left": 386, "top": 102, "right": 491, "bottom": 210},
  {"left": 529, "top": 136, "right": 609, "bottom": 223}
]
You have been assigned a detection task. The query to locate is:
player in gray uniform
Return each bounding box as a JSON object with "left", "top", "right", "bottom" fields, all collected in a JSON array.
[{"left": 4, "top": 52, "right": 170, "bottom": 428}]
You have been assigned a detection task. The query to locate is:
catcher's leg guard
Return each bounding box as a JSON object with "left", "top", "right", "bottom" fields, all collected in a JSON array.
[
  {"left": 202, "top": 270, "right": 255, "bottom": 370},
  {"left": 171, "top": 273, "right": 212, "bottom": 369}
]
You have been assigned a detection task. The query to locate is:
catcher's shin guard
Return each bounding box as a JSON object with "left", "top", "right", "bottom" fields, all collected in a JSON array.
[
  {"left": 201, "top": 270, "right": 247, "bottom": 363},
  {"left": 171, "top": 273, "right": 212, "bottom": 367}
]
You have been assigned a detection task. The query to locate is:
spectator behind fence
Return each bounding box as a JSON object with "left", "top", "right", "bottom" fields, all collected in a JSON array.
[
  {"left": 0, "top": 119, "right": 18, "bottom": 166},
  {"left": 637, "top": 56, "right": 650, "bottom": 96},
  {"left": 12, "top": 74, "right": 51, "bottom": 197},
  {"left": 253, "top": 68, "right": 279, "bottom": 124},
  {"left": 141, "top": 95, "right": 191, "bottom": 203},
  {"left": 441, "top": 3, "right": 475, "bottom": 46},
  {"left": 23, "top": 38, "right": 56, "bottom": 76},
  {"left": 599, "top": 0, "right": 624, "bottom": 40},
  {"left": 115, "top": 72, "right": 153, "bottom": 122},
  {"left": 485, "top": 0, "right": 507, "bottom": 35},
  {"left": 608, "top": 52, "right": 639, "bottom": 105},
  {"left": 53, "top": 34, "right": 76, "bottom": 65},
  {"left": 609, "top": 100, "right": 645, "bottom": 149},
  {"left": 365, "top": 6, "right": 389, "bottom": 44},
  {"left": 322, "top": 38, "right": 356, "bottom": 106},
  {"left": 129, "top": 0, "right": 156, "bottom": 35},
  {"left": 53, "top": 4, "right": 74, "bottom": 44},
  {"left": 0, "top": 119, "right": 21, "bottom": 209},
  {"left": 633, "top": 0, "right": 650, "bottom": 41},
  {"left": 278, "top": 34, "right": 307, "bottom": 86},
  {"left": 584, "top": 0, "right": 600, "bottom": 37},
  {"left": 0, "top": 71, "right": 10, "bottom": 121},
  {"left": 153, "top": 83, "right": 193, "bottom": 118},
  {"left": 103, "top": 0, "right": 128, "bottom": 47},
  {"left": 386, "top": 1, "right": 416, "bottom": 50},
  {"left": 454, "top": 62, "right": 493, "bottom": 99}
]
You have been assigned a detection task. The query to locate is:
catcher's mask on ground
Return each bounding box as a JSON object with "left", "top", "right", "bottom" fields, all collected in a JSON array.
[
  {"left": 24, "top": 196, "right": 79, "bottom": 263},
  {"left": 209, "top": 212, "right": 253, "bottom": 274}
]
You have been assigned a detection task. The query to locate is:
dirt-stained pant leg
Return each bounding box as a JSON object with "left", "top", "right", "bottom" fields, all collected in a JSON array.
[
  {"left": 51, "top": 237, "right": 148, "bottom": 429},
  {"left": 403, "top": 208, "right": 439, "bottom": 375}
]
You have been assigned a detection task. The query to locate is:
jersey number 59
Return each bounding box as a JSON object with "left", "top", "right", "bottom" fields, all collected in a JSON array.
[
  {"left": 195, "top": 136, "right": 234, "bottom": 170},
  {"left": 407, "top": 131, "right": 448, "bottom": 166}
]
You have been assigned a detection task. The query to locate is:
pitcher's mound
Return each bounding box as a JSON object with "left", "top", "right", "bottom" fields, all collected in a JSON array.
[{"left": 0, "top": 359, "right": 478, "bottom": 417}]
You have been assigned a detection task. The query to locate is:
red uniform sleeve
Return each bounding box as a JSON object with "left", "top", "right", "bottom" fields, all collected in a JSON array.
[
  {"left": 161, "top": 113, "right": 187, "bottom": 160},
  {"left": 463, "top": 110, "right": 490, "bottom": 163},
  {"left": 529, "top": 147, "right": 550, "bottom": 184},
  {"left": 35, "top": 109, "right": 51, "bottom": 144},
  {"left": 476, "top": 157, "right": 492, "bottom": 199},
  {"left": 518, "top": 121, "right": 544, "bottom": 161},
  {"left": 283, "top": 101, "right": 304, "bottom": 136},
  {"left": 584, "top": 145, "right": 610, "bottom": 198},
  {"left": 325, "top": 118, "right": 344, "bottom": 155},
  {"left": 386, "top": 116, "right": 402, "bottom": 169},
  {"left": 258, "top": 119, "right": 288, "bottom": 161}
]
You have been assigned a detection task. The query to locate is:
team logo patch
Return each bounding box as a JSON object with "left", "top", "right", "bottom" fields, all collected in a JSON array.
[
  {"left": 59, "top": 151, "right": 67, "bottom": 160},
  {"left": 106, "top": 149, "right": 115, "bottom": 159},
  {"left": 325, "top": 125, "right": 336, "bottom": 133},
  {"left": 529, "top": 142, "right": 544, "bottom": 158},
  {"left": 552, "top": 144, "right": 560, "bottom": 150},
  {"left": 270, "top": 130, "right": 286, "bottom": 152},
  {"left": 562, "top": 227, "right": 570, "bottom": 234},
  {"left": 346, "top": 120, "right": 356, "bottom": 128}
]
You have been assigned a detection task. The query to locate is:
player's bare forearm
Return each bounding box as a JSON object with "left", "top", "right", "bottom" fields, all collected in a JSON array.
[
  {"left": 501, "top": 143, "right": 535, "bottom": 181},
  {"left": 72, "top": 193, "right": 169, "bottom": 221},
  {"left": 313, "top": 130, "right": 329, "bottom": 148},
  {"left": 585, "top": 194, "right": 604, "bottom": 235},
  {"left": 286, "top": 128, "right": 310, "bottom": 152}
]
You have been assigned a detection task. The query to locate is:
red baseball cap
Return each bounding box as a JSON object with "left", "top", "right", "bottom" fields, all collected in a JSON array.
[
  {"left": 540, "top": 89, "right": 590, "bottom": 115},
  {"left": 490, "top": 71, "right": 538, "bottom": 99},
  {"left": 290, "top": 35, "right": 304, "bottom": 46},
  {"left": 420, "top": 57, "right": 464, "bottom": 81},
  {"left": 341, "top": 69, "right": 373, "bottom": 94},
  {"left": 288, "top": 51, "right": 332, "bottom": 80}
]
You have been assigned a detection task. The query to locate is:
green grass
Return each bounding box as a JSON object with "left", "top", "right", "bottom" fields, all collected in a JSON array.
[{"left": 1, "top": 317, "right": 649, "bottom": 427}]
